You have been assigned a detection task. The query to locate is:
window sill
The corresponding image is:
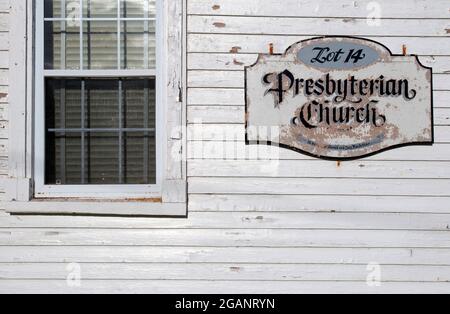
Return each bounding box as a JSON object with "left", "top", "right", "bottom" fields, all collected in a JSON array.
[{"left": 1, "top": 199, "right": 187, "bottom": 218}]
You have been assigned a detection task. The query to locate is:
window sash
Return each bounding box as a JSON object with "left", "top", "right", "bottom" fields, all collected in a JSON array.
[{"left": 35, "top": 0, "right": 163, "bottom": 198}]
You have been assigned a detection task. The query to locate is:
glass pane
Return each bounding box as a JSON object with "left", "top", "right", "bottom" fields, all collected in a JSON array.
[
  {"left": 45, "top": 0, "right": 82, "bottom": 19},
  {"left": 45, "top": 78, "right": 156, "bottom": 185},
  {"left": 83, "top": 0, "right": 118, "bottom": 18},
  {"left": 83, "top": 21, "right": 118, "bottom": 69},
  {"left": 44, "top": 0, "right": 61, "bottom": 18},
  {"left": 120, "top": 21, "right": 156, "bottom": 69},
  {"left": 45, "top": 79, "right": 84, "bottom": 129},
  {"left": 46, "top": 133, "right": 84, "bottom": 185},
  {"left": 121, "top": 0, "right": 156, "bottom": 18},
  {"left": 85, "top": 80, "right": 119, "bottom": 129},
  {"left": 88, "top": 132, "right": 120, "bottom": 184},
  {"left": 124, "top": 132, "right": 156, "bottom": 184},
  {"left": 45, "top": 21, "right": 81, "bottom": 70},
  {"left": 123, "top": 79, "right": 155, "bottom": 129}
]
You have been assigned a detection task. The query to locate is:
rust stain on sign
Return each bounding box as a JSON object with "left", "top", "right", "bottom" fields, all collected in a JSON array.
[
  {"left": 212, "top": 5, "right": 221, "bottom": 10},
  {"left": 245, "top": 36, "right": 434, "bottom": 161},
  {"left": 0, "top": 93, "right": 7, "bottom": 100}
]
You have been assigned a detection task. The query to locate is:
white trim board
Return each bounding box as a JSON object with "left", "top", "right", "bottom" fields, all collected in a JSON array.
[{"left": 2, "top": 200, "right": 187, "bottom": 217}]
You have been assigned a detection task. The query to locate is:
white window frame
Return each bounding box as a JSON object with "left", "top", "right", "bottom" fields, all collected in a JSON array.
[
  {"left": 3, "top": 0, "right": 187, "bottom": 217},
  {"left": 35, "top": 0, "right": 163, "bottom": 199}
]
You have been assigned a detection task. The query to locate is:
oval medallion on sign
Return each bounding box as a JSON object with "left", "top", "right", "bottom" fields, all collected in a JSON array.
[{"left": 297, "top": 40, "right": 381, "bottom": 70}]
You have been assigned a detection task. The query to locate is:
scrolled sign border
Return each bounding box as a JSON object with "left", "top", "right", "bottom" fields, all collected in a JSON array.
[{"left": 244, "top": 35, "right": 434, "bottom": 161}]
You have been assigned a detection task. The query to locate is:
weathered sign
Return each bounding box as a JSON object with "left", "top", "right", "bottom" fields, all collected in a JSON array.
[{"left": 245, "top": 36, "right": 434, "bottom": 160}]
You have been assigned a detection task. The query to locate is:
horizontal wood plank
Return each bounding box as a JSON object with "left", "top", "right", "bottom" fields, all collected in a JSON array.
[
  {"left": 0, "top": 13, "right": 8, "bottom": 32},
  {"left": 188, "top": 0, "right": 450, "bottom": 19},
  {"left": 1, "top": 211, "right": 450, "bottom": 230},
  {"left": 188, "top": 53, "right": 450, "bottom": 74},
  {"left": 187, "top": 141, "right": 450, "bottom": 161},
  {"left": 2, "top": 263, "right": 450, "bottom": 282},
  {"left": 0, "top": 69, "right": 8, "bottom": 85},
  {"left": 189, "top": 194, "right": 450, "bottom": 214},
  {"left": 1, "top": 228, "right": 450, "bottom": 247},
  {"left": 0, "top": 32, "right": 8, "bottom": 51},
  {"left": 188, "top": 34, "right": 450, "bottom": 55},
  {"left": 0, "top": 0, "right": 9, "bottom": 12},
  {"left": 2, "top": 246, "right": 450, "bottom": 265},
  {"left": 0, "top": 51, "right": 8, "bottom": 69},
  {"left": 189, "top": 16, "right": 450, "bottom": 37},
  {"left": 188, "top": 159, "right": 450, "bottom": 179},
  {"left": 188, "top": 71, "right": 449, "bottom": 90},
  {"left": 2, "top": 280, "right": 450, "bottom": 294},
  {"left": 189, "top": 177, "right": 450, "bottom": 196}
]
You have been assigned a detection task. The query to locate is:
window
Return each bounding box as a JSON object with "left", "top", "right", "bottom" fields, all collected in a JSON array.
[
  {"left": 36, "top": 0, "right": 161, "bottom": 198},
  {"left": 4, "top": 0, "right": 186, "bottom": 216}
]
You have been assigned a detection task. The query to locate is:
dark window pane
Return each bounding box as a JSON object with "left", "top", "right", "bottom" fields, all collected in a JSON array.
[
  {"left": 44, "top": 21, "right": 81, "bottom": 70},
  {"left": 45, "top": 78, "right": 156, "bottom": 185},
  {"left": 85, "top": 79, "right": 119, "bottom": 129},
  {"left": 121, "top": 21, "right": 156, "bottom": 69},
  {"left": 83, "top": 0, "right": 118, "bottom": 18},
  {"left": 45, "top": 0, "right": 82, "bottom": 19},
  {"left": 122, "top": 0, "right": 156, "bottom": 18},
  {"left": 124, "top": 132, "right": 156, "bottom": 184},
  {"left": 88, "top": 132, "right": 120, "bottom": 184},
  {"left": 123, "top": 79, "right": 155, "bottom": 129},
  {"left": 83, "top": 21, "right": 118, "bottom": 69}
]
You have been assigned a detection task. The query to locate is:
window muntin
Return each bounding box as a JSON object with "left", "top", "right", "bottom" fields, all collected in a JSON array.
[{"left": 36, "top": 0, "right": 161, "bottom": 197}]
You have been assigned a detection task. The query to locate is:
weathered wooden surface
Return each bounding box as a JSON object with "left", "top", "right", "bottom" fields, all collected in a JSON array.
[
  {"left": 0, "top": 0, "right": 450, "bottom": 294},
  {"left": 188, "top": 0, "right": 450, "bottom": 19}
]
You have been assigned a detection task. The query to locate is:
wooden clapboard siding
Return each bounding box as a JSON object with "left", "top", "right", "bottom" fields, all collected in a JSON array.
[
  {"left": 0, "top": 0, "right": 9, "bottom": 12},
  {"left": 189, "top": 16, "right": 450, "bottom": 37},
  {"left": 188, "top": 71, "right": 450, "bottom": 90},
  {"left": 188, "top": 194, "right": 450, "bottom": 213},
  {"left": 3, "top": 263, "right": 450, "bottom": 282},
  {"left": 3, "top": 246, "right": 450, "bottom": 265},
  {"left": 188, "top": 34, "right": 450, "bottom": 55},
  {"left": 187, "top": 160, "right": 450, "bottom": 179},
  {"left": 187, "top": 142, "right": 450, "bottom": 161},
  {"left": 0, "top": 0, "right": 450, "bottom": 294},
  {"left": 188, "top": 0, "right": 450, "bottom": 19},
  {"left": 188, "top": 53, "right": 450, "bottom": 73},
  {"left": 182, "top": 0, "right": 450, "bottom": 294},
  {"left": 2, "top": 280, "right": 450, "bottom": 294},
  {"left": 3, "top": 228, "right": 450, "bottom": 247},
  {"left": 2, "top": 211, "right": 450, "bottom": 230}
]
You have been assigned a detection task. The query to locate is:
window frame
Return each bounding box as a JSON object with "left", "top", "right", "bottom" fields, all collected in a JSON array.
[
  {"left": 3, "top": 0, "right": 187, "bottom": 217},
  {"left": 34, "top": 0, "right": 163, "bottom": 198}
]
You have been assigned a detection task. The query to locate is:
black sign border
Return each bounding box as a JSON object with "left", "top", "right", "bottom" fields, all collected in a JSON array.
[{"left": 244, "top": 35, "right": 435, "bottom": 162}]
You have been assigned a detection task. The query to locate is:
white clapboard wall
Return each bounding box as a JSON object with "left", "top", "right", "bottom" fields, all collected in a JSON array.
[{"left": 1, "top": 0, "right": 450, "bottom": 294}]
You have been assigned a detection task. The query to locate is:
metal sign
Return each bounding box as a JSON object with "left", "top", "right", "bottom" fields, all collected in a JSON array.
[{"left": 245, "top": 36, "right": 434, "bottom": 161}]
